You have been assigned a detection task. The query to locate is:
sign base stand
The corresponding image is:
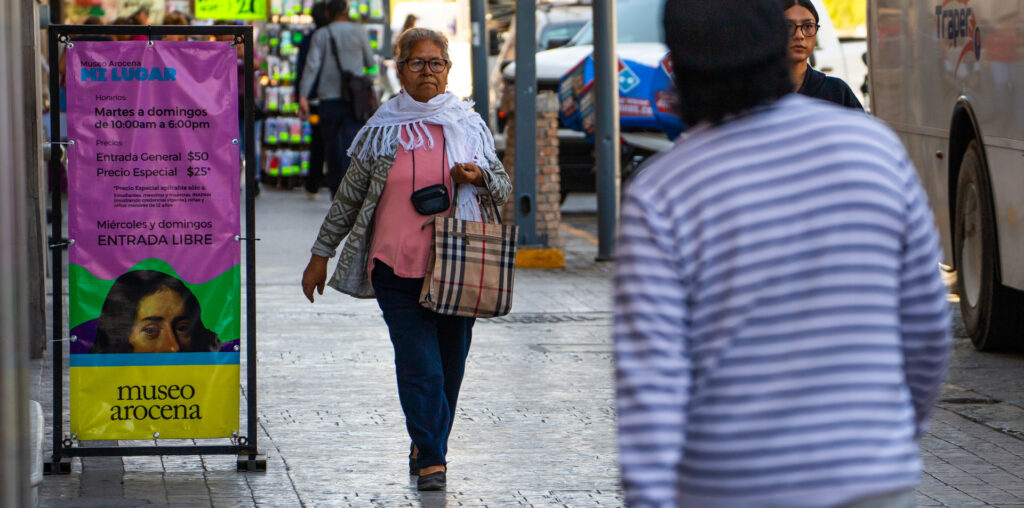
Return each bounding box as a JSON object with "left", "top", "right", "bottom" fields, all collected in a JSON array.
[
  {"left": 44, "top": 459, "right": 72, "bottom": 475},
  {"left": 237, "top": 451, "right": 267, "bottom": 472}
]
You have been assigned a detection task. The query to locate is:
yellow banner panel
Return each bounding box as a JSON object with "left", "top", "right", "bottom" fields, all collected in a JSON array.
[{"left": 71, "top": 363, "right": 239, "bottom": 440}]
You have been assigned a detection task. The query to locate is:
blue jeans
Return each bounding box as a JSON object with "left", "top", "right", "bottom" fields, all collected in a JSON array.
[
  {"left": 319, "top": 98, "right": 362, "bottom": 197},
  {"left": 371, "top": 262, "right": 474, "bottom": 468}
]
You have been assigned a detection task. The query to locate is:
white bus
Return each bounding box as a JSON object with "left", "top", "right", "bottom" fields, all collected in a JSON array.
[{"left": 868, "top": 0, "right": 1024, "bottom": 350}]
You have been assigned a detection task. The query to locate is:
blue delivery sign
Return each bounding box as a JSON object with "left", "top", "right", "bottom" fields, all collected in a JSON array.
[{"left": 558, "top": 51, "right": 685, "bottom": 144}]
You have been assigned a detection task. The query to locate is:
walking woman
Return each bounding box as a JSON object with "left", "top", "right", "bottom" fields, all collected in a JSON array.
[
  {"left": 300, "top": 28, "right": 511, "bottom": 491},
  {"left": 782, "top": 0, "right": 863, "bottom": 109}
]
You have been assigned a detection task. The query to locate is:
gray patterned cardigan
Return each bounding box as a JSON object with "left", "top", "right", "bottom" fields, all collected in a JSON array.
[{"left": 310, "top": 136, "right": 513, "bottom": 299}]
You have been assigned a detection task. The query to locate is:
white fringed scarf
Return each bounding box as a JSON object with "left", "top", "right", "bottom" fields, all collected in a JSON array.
[
  {"left": 348, "top": 91, "right": 496, "bottom": 220},
  {"left": 349, "top": 90, "right": 497, "bottom": 164}
]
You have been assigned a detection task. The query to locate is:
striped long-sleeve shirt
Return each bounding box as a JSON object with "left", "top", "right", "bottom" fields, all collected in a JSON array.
[{"left": 614, "top": 95, "right": 951, "bottom": 508}]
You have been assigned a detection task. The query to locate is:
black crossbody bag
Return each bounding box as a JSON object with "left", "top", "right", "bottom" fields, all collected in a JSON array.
[
  {"left": 328, "top": 31, "right": 378, "bottom": 122},
  {"left": 410, "top": 138, "right": 451, "bottom": 215}
]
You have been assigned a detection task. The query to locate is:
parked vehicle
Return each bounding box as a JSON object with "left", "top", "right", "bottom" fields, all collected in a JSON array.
[
  {"left": 868, "top": 0, "right": 1024, "bottom": 350},
  {"left": 488, "top": 1, "right": 592, "bottom": 128},
  {"left": 498, "top": 0, "right": 854, "bottom": 197},
  {"left": 495, "top": 0, "right": 664, "bottom": 197}
]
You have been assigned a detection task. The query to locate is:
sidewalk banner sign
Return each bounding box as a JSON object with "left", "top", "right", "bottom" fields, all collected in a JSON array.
[{"left": 65, "top": 40, "right": 241, "bottom": 440}]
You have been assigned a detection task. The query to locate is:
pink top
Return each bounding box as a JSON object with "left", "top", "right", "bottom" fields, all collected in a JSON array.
[{"left": 369, "top": 124, "right": 451, "bottom": 279}]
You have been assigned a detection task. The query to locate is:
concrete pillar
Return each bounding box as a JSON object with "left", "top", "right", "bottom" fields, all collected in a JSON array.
[
  {"left": 0, "top": 0, "right": 36, "bottom": 504},
  {"left": 501, "top": 89, "right": 565, "bottom": 267},
  {"left": 24, "top": 0, "right": 47, "bottom": 360}
]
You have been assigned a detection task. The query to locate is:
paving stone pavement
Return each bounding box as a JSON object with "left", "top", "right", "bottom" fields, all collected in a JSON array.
[{"left": 33, "top": 189, "right": 1024, "bottom": 507}]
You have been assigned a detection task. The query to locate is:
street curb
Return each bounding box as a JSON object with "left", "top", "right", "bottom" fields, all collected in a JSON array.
[{"left": 516, "top": 248, "right": 566, "bottom": 269}]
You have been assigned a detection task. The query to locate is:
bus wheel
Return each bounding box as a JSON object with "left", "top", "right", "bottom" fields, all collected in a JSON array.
[{"left": 954, "top": 140, "right": 1022, "bottom": 351}]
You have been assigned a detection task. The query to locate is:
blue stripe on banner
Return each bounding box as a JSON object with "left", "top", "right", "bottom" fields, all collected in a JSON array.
[{"left": 70, "top": 352, "right": 240, "bottom": 367}]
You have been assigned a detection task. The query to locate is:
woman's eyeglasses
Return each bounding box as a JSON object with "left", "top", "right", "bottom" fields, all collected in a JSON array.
[
  {"left": 401, "top": 58, "right": 450, "bottom": 73},
  {"left": 786, "top": 22, "right": 819, "bottom": 37}
]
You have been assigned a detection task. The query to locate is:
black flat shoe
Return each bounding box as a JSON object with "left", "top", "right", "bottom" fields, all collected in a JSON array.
[
  {"left": 417, "top": 470, "right": 446, "bottom": 491},
  {"left": 408, "top": 443, "right": 418, "bottom": 476}
]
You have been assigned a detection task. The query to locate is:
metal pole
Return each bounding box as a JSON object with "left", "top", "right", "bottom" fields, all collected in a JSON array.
[
  {"left": 242, "top": 27, "right": 259, "bottom": 457},
  {"left": 469, "top": 0, "right": 488, "bottom": 125},
  {"left": 592, "top": 0, "right": 619, "bottom": 261},
  {"left": 0, "top": 0, "right": 33, "bottom": 500},
  {"left": 46, "top": 27, "right": 65, "bottom": 471},
  {"left": 50, "top": 0, "right": 61, "bottom": 24},
  {"left": 514, "top": 0, "right": 539, "bottom": 245},
  {"left": 382, "top": 0, "right": 392, "bottom": 58}
]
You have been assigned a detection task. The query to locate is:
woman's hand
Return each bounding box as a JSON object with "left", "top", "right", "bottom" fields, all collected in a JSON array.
[
  {"left": 301, "top": 254, "right": 329, "bottom": 303},
  {"left": 298, "top": 97, "right": 311, "bottom": 120},
  {"left": 451, "top": 163, "right": 484, "bottom": 186}
]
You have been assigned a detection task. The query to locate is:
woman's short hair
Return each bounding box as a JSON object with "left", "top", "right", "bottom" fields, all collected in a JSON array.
[
  {"left": 91, "top": 270, "right": 219, "bottom": 353},
  {"left": 401, "top": 14, "right": 418, "bottom": 34},
  {"left": 129, "top": 6, "right": 148, "bottom": 24},
  {"left": 311, "top": 2, "right": 330, "bottom": 29},
  {"left": 163, "top": 11, "right": 188, "bottom": 26},
  {"left": 779, "top": 0, "right": 819, "bottom": 23},
  {"left": 395, "top": 28, "right": 450, "bottom": 63},
  {"left": 328, "top": 0, "right": 348, "bottom": 19}
]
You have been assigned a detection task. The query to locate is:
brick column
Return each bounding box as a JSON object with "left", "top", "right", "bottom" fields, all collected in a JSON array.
[{"left": 501, "top": 88, "right": 565, "bottom": 259}]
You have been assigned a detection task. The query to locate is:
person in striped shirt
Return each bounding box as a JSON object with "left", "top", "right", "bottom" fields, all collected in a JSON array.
[{"left": 613, "top": 0, "right": 951, "bottom": 506}]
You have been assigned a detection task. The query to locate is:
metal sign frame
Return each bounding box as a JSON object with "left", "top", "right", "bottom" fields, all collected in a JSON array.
[{"left": 45, "top": 24, "right": 262, "bottom": 473}]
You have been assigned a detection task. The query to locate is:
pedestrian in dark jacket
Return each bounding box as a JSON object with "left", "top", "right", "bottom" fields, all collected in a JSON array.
[
  {"left": 782, "top": 0, "right": 863, "bottom": 109},
  {"left": 295, "top": 2, "right": 331, "bottom": 199},
  {"left": 297, "top": 0, "right": 376, "bottom": 198}
]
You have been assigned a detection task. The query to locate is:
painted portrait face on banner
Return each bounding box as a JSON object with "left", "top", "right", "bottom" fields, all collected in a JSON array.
[{"left": 90, "top": 270, "right": 220, "bottom": 354}]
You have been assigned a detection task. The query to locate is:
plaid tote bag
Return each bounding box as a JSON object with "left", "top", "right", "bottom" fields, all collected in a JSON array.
[{"left": 419, "top": 190, "right": 518, "bottom": 318}]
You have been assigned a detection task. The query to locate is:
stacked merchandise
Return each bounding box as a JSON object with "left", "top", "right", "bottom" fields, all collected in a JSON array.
[
  {"left": 271, "top": 0, "right": 312, "bottom": 17},
  {"left": 258, "top": 20, "right": 315, "bottom": 187}
]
